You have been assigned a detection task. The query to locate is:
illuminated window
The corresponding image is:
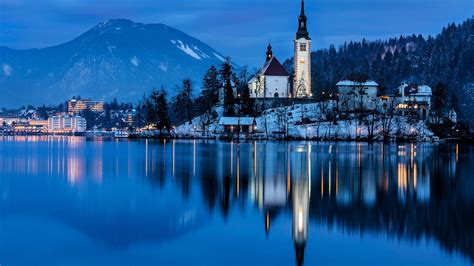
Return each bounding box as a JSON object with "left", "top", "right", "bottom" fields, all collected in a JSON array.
[{"left": 300, "top": 44, "right": 307, "bottom": 52}]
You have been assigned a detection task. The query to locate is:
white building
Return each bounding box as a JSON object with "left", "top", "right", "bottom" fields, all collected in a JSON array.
[
  {"left": 293, "top": 0, "right": 312, "bottom": 98},
  {"left": 448, "top": 109, "right": 458, "bottom": 123},
  {"left": 397, "top": 84, "right": 432, "bottom": 105},
  {"left": 337, "top": 80, "right": 379, "bottom": 111},
  {"left": 395, "top": 84, "right": 432, "bottom": 120},
  {"left": 248, "top": 44, "right": 290, "bottom": 98},
  {"left": 48, "top": 114, "right": 87, "bottom": 133}
]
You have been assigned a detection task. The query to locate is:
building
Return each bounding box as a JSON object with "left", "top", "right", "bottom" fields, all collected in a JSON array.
[
  {"left": 448, "top": 109, "right": 458, "bottom": 123},
  {"left": 0, "top": 117, "right": 19, "bottom": 126},
  {"left": 395, "top": 84, "right": 432, "bottom": 120},
  {"left": 219, "top": 117, "right": 256, "bottom": 134},
  {"left": 28, "top": 120, "right": 48, "bottom": 128},
  {"left": 48, "top": 114, "right": 87, "bottom": 133},
  {"left": 337, "top": 80, "right": 379, "bottom": 111},
  {"left": 248, "top": 44, "right": 290, "bottom": 99},
  {"left": 11, "top": 120, "right": 48, "bottom": 134},
  {"left": 293, "top": 0, "right": 312, "bottom": 98},
  {"left": 125, "top": 109, "right": 136, "bottom": 126},
  {"left": 67, "top": 98, "right": 104, "bottom": 114}
]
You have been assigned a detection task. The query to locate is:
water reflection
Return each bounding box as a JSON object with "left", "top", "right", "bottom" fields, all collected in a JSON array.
[{"left": 0, "top": 137, "right": 472, "bottom": 265}]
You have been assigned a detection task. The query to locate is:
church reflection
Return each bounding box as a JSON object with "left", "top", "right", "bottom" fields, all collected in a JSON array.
[
  {"left": 167, "top": 140, "right": 468, "bottom": 265},
  {"left": 248, "top": 142, "right": 312, "bottom": 265},
  {"left": 240, "top": 141, "right": 463, "bottom": 265},
  {"left": 291, "top": 144, "right": 311, "bottom": 266}
]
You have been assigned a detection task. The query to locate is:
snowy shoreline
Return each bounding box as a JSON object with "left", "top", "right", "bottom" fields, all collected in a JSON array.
[{"left": 159, "top": 103, "right": 439, "bottom": 142}]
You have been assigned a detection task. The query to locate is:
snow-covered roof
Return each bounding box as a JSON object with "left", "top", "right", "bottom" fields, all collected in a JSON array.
[
  {"left": 240, "top": 117, "right": 256, "bottom": 125},
  {"left": 336, "top": 80, "right": 379, "bottom": 87},
  {"left": 219, "top": 117, "right": 256, "bottom": 126},
  {"left": 398, "top": 84, "right": 432, "bottom": 96}
]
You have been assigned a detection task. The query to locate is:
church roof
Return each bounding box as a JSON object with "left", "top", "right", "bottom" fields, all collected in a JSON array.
[{"left": 258, "top": 56, "right": 290, "bottom": 77}]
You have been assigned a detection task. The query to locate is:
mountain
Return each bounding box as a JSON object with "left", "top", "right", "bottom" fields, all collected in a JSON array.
[
  {"left": 284, "top": 17, "right": 474, "bottom": 123},
  {"left": 0, "top": 19, "right": 228, "bottom": 107}
]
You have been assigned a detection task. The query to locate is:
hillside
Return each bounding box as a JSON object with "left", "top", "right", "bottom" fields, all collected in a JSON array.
[
  {"left": 284, "top": 17, "right": 474, "bottom": 122},
  {"left": 0, "top": 19, "right": 227, "bottom": 107}
]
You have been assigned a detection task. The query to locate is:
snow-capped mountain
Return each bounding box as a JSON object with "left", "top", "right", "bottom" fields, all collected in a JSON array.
[{"left": 0, "top": 19, "right": 227, "bottom": 107}]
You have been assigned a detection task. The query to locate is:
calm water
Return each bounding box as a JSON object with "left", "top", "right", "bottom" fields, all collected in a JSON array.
[{"left": 0, "top": 137, "right": 473, "bottom": 266}]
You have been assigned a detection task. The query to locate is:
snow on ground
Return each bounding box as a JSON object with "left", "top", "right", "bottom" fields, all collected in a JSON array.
[
  {"left": 159, "top": 62, "right": 168, "bottom": 72},
  {"left": 170, "top": 103, "right": 434, "bottom": 141},
  {"left": 171, "top": 40, "right": 209, "bottom": 60},
  {"left": 213, "top": 52, "right": 226, "bottom": 62}
]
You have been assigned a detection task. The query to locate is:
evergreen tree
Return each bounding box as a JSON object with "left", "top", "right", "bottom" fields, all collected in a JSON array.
[
  {"left": 148, "top": 89, "right": 159, "bottom": 127},
  {"left": 224, "top": 78, "right": 235, "bottom": 116},
  {"left": 135, "top": 103, "right": 147, "bottom": 128},
  {"left": 450, "top": 93, "right": 459, "bottom": 112},
  {"left": 174, "top": 79, "right": 194, "bottom": 124},
  {"left": 202, "top": 65, "right": 220, "bottom": 109},
  {"left": 220, "top": 58, "right": 236, "bottom": 116},
  {"left": 155, "top": 88, "right": 171, "bottom": 133},
  {"left": 432, "top": 82, "right": 448, "bottom": 119},
  {"left": 235, "top": 66, "right": 253, "bottom": 116}
]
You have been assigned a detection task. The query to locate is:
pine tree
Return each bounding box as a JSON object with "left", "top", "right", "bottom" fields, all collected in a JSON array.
[
  {"left": 220, "top": 58, "right": 235, "bottom": 116},
  {"left": 450, "top": 93, "right": 459, "bottom": 112},
  {"left": 224, "top": 78, "right": 235, "bottom": 116},
  {"left": 174, "top": 79, "right": 193, "bottom": 124},
  {"left": 147, "top": 89, "right": 159, "bottom": 127},
  {"left": 202, "top": 65, "right": 220, "bottom": 108},
  {"left": 432, "top": 82, "right": 448, "bottom": 120},
  {"left": 156, "top": 88, "right": 171, "bottom": 133}
]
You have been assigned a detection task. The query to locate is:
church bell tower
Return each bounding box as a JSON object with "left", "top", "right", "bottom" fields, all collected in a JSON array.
[{"left": 293, "top": 0, "right": 312, "bottom": 98}]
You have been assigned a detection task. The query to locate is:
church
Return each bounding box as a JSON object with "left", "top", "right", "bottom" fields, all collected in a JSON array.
[
  {"left": 248, "top": 44, "right": 290, "bottom": 98},
  {"left": 249, "top": 0, "right": 312, "bottom": 99}
]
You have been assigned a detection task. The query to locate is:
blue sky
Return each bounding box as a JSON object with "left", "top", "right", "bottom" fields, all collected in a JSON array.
[{"left": 1, "top": 0, "right": 473, "bottom": 67}]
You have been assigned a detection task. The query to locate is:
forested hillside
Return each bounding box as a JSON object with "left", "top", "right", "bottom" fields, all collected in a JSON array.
[{"left": 284, "top": 17, "right": 474, "bottom": 121}]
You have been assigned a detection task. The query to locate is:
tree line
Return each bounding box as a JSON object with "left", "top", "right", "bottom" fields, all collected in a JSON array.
[
  {"left": 283, "top": 17, "right": 474, "bottom": 120},
  {"left": 135, "top": 58, "right": 254, "bottom": 135}
]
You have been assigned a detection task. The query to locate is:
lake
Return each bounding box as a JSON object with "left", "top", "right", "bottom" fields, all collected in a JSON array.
[{"left": 0, "top": 136, "right": 472, "bottom": 265}]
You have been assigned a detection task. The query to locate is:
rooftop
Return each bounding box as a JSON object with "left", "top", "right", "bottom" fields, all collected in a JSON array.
[
  {"left": 257, "top": 56, "right": 290, "bottom": 77},
  {"left": 337, "top": 80, "right": 379, "bottom": 87},
  {"left": 219, "top": 117, "right": 256, "bottom": 126}
]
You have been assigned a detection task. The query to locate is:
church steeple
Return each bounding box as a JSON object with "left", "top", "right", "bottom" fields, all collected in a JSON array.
[
  {"left": 296, "top": 0, "right": 310, "bottom": 40},
  {"left": 266, "top": 43, "right": 273, "bottom": 61}
]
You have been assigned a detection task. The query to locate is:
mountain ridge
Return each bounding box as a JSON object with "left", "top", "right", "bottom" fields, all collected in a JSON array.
[{"left": 0, "top": 19, "right": 227, "bottom": 107}]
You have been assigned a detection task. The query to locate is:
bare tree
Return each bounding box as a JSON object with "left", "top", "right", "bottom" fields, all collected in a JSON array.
[
  {"left": 275, "top": 108, "right": 289, "bottom": 139},
  {"left": 198, "top": 109, "right": 216, "bottom": 137},
  {"left": 381, "top": 98, "right": 396, "bottom": 141},
  {"left": 366, "top": 99, "right": 380, "bottom": 141}
]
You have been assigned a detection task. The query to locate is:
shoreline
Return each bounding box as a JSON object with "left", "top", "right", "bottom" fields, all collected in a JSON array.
[{"left": 2, "top": 132, "right": 468, "bottom": 144}]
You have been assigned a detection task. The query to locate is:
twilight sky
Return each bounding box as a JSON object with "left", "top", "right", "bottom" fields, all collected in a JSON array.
[{"left": 1, "top": 0, "right": 473, "bottom": 67}]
